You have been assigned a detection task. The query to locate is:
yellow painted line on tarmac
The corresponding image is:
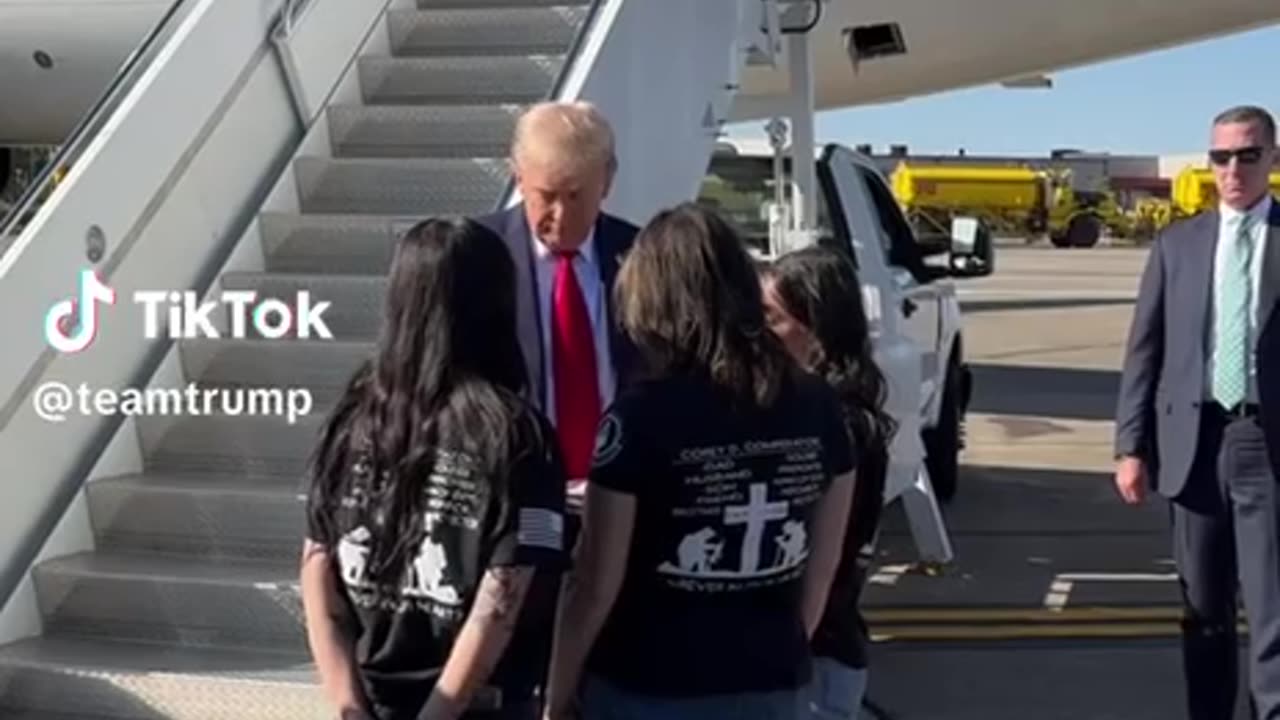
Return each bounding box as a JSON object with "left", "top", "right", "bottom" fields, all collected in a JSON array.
[
  {"left": 871, "top": 622, "right": 1184, "bottom": 642},
  {"left": 866, "top": 606, "right": 1251, "bottom": 642},
  {"left": 871, "top": 620, "right": 1250, "bottom": 642},
  {"left": 865, "top": 606, "right": 1184, "bottom": 624}
]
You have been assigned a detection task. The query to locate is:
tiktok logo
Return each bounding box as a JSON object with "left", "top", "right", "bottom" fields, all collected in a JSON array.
[
  {"left": 45, "top": 270, "right": 116, "bottom": 353},
  {"left": 44, "top": 271, "right": 332, "bottom": 353}
]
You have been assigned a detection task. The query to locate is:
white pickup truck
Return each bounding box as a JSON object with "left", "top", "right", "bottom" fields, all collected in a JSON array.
[{"left": 700, "top": 140, "right": 993, "bottom": 561}]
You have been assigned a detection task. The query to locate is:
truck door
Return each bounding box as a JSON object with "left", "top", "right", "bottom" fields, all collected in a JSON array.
[
  {"left": 816, "top": 145, "right": 927, "bottom": 505},
  {"left": 855, "top": 166, "right": 943, "bottom": 391}
]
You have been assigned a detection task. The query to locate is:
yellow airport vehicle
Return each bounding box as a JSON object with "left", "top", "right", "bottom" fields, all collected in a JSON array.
[
  {"left": 1171, "top": 166, "right": 1280, "bottom": 215},
  {"left": 1127, "top": 167, "right": 1280, "bottom": 239},
  {"left": 891, "top": 161, "right": 1126, "bottom": 248}
]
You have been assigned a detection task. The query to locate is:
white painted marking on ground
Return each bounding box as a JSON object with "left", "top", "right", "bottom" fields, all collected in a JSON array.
[
  {"left": 870, "top": 564, "right": 911, "bottom": 586},
  {"left": 1043, "top": 579, "right": 1073, "bottom": 612},
  {"left": 1041, "top": 572, "right": 1179, "bottom": 610},
  {"left": 1057, "top": 572, "right": 1178, "bottom": 582}
]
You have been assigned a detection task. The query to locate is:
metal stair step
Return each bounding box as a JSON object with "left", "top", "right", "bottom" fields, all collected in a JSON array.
[
  {"left": 180, "top": 337, "right": 373, "bottom": 406},
  {"left": 34, "top": 553, "right": 304, "bottom": 652},
  {"left": 327, "top": 103, "right": 522, "bottom": 158},
  {"left": 0, "top": 636, "right": 321, "bottom": 719},
  {"left": 259, "top": 213, "right": 414, "bottom": 274},
  {"left": 294, "top": 155, "right": 509, "bottom": 215},
  {"left": 87, "top": 473, "right": 306, "bottom": 564},
  {"left": 219, "top": 272, "right": 388, "bottom": 341},
  {"left": 3, "top": 707, "right": 124, "bottom": 712},
  {"left": 359, "top": 55, "right": 562, "bottom": 105},
  {"left": 417, "top": 0, "right": 589, "bottom": 8},
  {"left": 388, "top": 7, "right": 587, "bottom": 57},
  {"left": 139, "top": 412, "right": 324, "bottom": 478}
]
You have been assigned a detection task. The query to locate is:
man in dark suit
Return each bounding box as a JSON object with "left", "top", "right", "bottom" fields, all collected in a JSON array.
[
  {"left": 472, "top": 102, "right": 639, "bottom": 717},
  {"left": 1115, "top": 104, "right": 1280, "bottom": 719},
  {"left": 477, "top": 101, "right": 639, "bottom": 515}
]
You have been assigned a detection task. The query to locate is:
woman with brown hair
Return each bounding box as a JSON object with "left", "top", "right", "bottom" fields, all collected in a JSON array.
[{"left": 542, "top": 203, "right": 856, "bottom": 720}]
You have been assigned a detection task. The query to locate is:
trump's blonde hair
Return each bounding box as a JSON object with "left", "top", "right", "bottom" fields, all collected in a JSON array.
[{"left": 510, "top": 101, "right": 617, "bottom": 177}]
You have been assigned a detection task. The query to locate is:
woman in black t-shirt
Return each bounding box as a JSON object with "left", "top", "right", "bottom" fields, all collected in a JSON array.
[
  {"left": 301, "top": 218, "right": 568, "bottom": 720},
  {"left": 543, "top": 203, "right": 857, "bottom": 720},
  {"left": 761, "top": 246, "right": 897, "bottom": 720}
]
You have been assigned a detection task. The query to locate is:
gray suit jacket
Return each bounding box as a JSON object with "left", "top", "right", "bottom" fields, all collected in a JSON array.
[
  {"left": 1263, "top": 305, "right": 1280, "bottom": 481},
  {"left": 1114, "top": 197, "right": 1280, "bottom": 498}
]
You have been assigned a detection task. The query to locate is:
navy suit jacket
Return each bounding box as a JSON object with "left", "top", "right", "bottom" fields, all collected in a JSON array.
[
  {"left": 476, "top": 205, "right": 640, "bottom": 414},
  {"left": 1114, "top": 197, "right": 1280, "bottom": 498}
]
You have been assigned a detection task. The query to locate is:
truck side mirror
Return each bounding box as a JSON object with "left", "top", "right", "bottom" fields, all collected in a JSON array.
[{"left": 948, "top": 216, "right": 995, "bottom": 278}]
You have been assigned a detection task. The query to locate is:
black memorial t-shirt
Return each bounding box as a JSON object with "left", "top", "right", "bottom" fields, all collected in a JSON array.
[
  {"left": 306, "top": 402, "right": 567, "bottom": 718},
  {"left": 812, "top": 432, "right": 888, "bottom": 670},
  {"left": 584, "top": 371, "right": 855, "bottom": 697}
]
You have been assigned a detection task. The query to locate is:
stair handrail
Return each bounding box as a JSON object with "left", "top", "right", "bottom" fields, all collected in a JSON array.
[
  {"left": 0, "top": 0, "right": 334, "bottom": 615},
  {"left": 494, "top": 0, "right": 606, "bottom": 211},
  {"left": 0, "top": 0, "right": 196, "bottom": 262}
]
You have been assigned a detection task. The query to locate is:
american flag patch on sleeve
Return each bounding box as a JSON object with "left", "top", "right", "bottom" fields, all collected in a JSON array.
[{"left": 517, "top": 508, "right": 564, "bottom": 550}]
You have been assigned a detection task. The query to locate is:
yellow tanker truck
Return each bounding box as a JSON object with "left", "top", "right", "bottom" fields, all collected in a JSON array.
[
  {"left": 1171, "top": 166, "right": 1280, "bottom": 215},
  {"left": 1127, "top": 166, "right": 1280, "bottom": 238},
  {"left": 891, "top": 162, "right": 1127, "bottom": 248}
]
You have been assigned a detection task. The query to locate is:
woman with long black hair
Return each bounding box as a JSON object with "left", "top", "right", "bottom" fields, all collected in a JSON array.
[
  {"left": 543, "top": 203, "right": 857, "bottom": 720},
  {"left": 301, "top": 217, "right": 568, "bottom": 720},
  {"left": 761, "top": 245, "right": 897, "bottom": 720}
]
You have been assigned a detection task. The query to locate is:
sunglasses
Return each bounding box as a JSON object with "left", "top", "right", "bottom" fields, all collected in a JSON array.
[{"left": 1208, "top": 146, "right": 1266, "bottom": 166}]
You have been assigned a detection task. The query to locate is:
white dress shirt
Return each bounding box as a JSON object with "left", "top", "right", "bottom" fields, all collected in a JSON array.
[
  {"left": 1207, "top": 194, "right": 1271, "bottom": 404},
  {"left": 531, "top": 226, "right": 616, "bottom": 427}
]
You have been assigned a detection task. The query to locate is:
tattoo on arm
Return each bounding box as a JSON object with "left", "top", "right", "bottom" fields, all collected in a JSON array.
[{"left": 472, "top": 566, "right": 533, "bottom": 628}]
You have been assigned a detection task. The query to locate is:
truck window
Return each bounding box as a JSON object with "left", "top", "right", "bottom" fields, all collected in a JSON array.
[
  {"left": 698, "top": 154, "right": 835, "bottom": 258},
  {"left": 857, "top": 167, "right": 930, "bottom": 283}
]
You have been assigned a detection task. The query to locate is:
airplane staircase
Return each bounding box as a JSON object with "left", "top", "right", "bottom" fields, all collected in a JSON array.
[{"left": 0, "top": 0, "right": 756, "bottom": 716}]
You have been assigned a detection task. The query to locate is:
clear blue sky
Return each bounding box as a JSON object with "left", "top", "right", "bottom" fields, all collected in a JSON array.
[{"left": 728, "top": 23, "right": 1280, "bottom": 157}]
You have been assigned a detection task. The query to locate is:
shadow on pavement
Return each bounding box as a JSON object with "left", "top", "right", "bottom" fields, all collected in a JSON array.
[
  {"left": 863, "top": 640, "right": 1252, "bottom": 720},
  {"left": 870, "top": 465, "right": 1173, "bottom": 609},
  {"left": 968, "top": 364, "right": 1120, "bottom": 421},
  {"left": 889, "top": 465, "right": 1166, "bottom": 536},
  {"left": 961, "top": 297, "right": 1135, "bottom": 314}
]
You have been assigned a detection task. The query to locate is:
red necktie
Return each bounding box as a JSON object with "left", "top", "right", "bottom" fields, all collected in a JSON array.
[{"left": 551, "top": 252, "right": 601, "bottom": 484}]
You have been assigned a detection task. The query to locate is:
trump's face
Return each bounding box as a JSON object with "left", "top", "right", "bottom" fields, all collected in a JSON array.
[
  {"left": 515, "top": 157, "right": 613, "bottom": 253},
  {"left": 1210, "top": 120, "right": 1276, "bottom": 212}
]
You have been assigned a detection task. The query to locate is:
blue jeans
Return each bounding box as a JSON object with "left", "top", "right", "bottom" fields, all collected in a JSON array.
[
  {"left": 807, "top": 658, "right": 867, "bottom": 720},
  {"left": 580, "top": 674, "right": 808, "bottom": 720}
]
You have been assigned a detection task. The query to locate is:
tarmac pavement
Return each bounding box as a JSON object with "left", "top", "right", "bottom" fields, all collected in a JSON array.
[{"left": 860, "top": 246, "right": 1254, "bottom": 719}]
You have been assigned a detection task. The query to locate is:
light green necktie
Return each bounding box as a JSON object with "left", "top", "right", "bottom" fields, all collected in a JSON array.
[{"left": 1212, "top": 214, "right": 1255, "bottom": 409}]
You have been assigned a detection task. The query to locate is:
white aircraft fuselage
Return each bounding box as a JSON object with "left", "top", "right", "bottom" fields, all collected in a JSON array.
[
  {"left": 0, "top": 0, "right": 1278, "bottom": 146},
  {"left": 732, "top": 0, "right": 1280, "bottom": 120}
]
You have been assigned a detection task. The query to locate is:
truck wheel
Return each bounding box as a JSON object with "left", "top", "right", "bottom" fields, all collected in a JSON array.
[
  {"left": 1067, "top": 213, "right": 1101, "bottom": 248},
  {"left": 924, "top": 360, "right": 963, "bottom": 503}
]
